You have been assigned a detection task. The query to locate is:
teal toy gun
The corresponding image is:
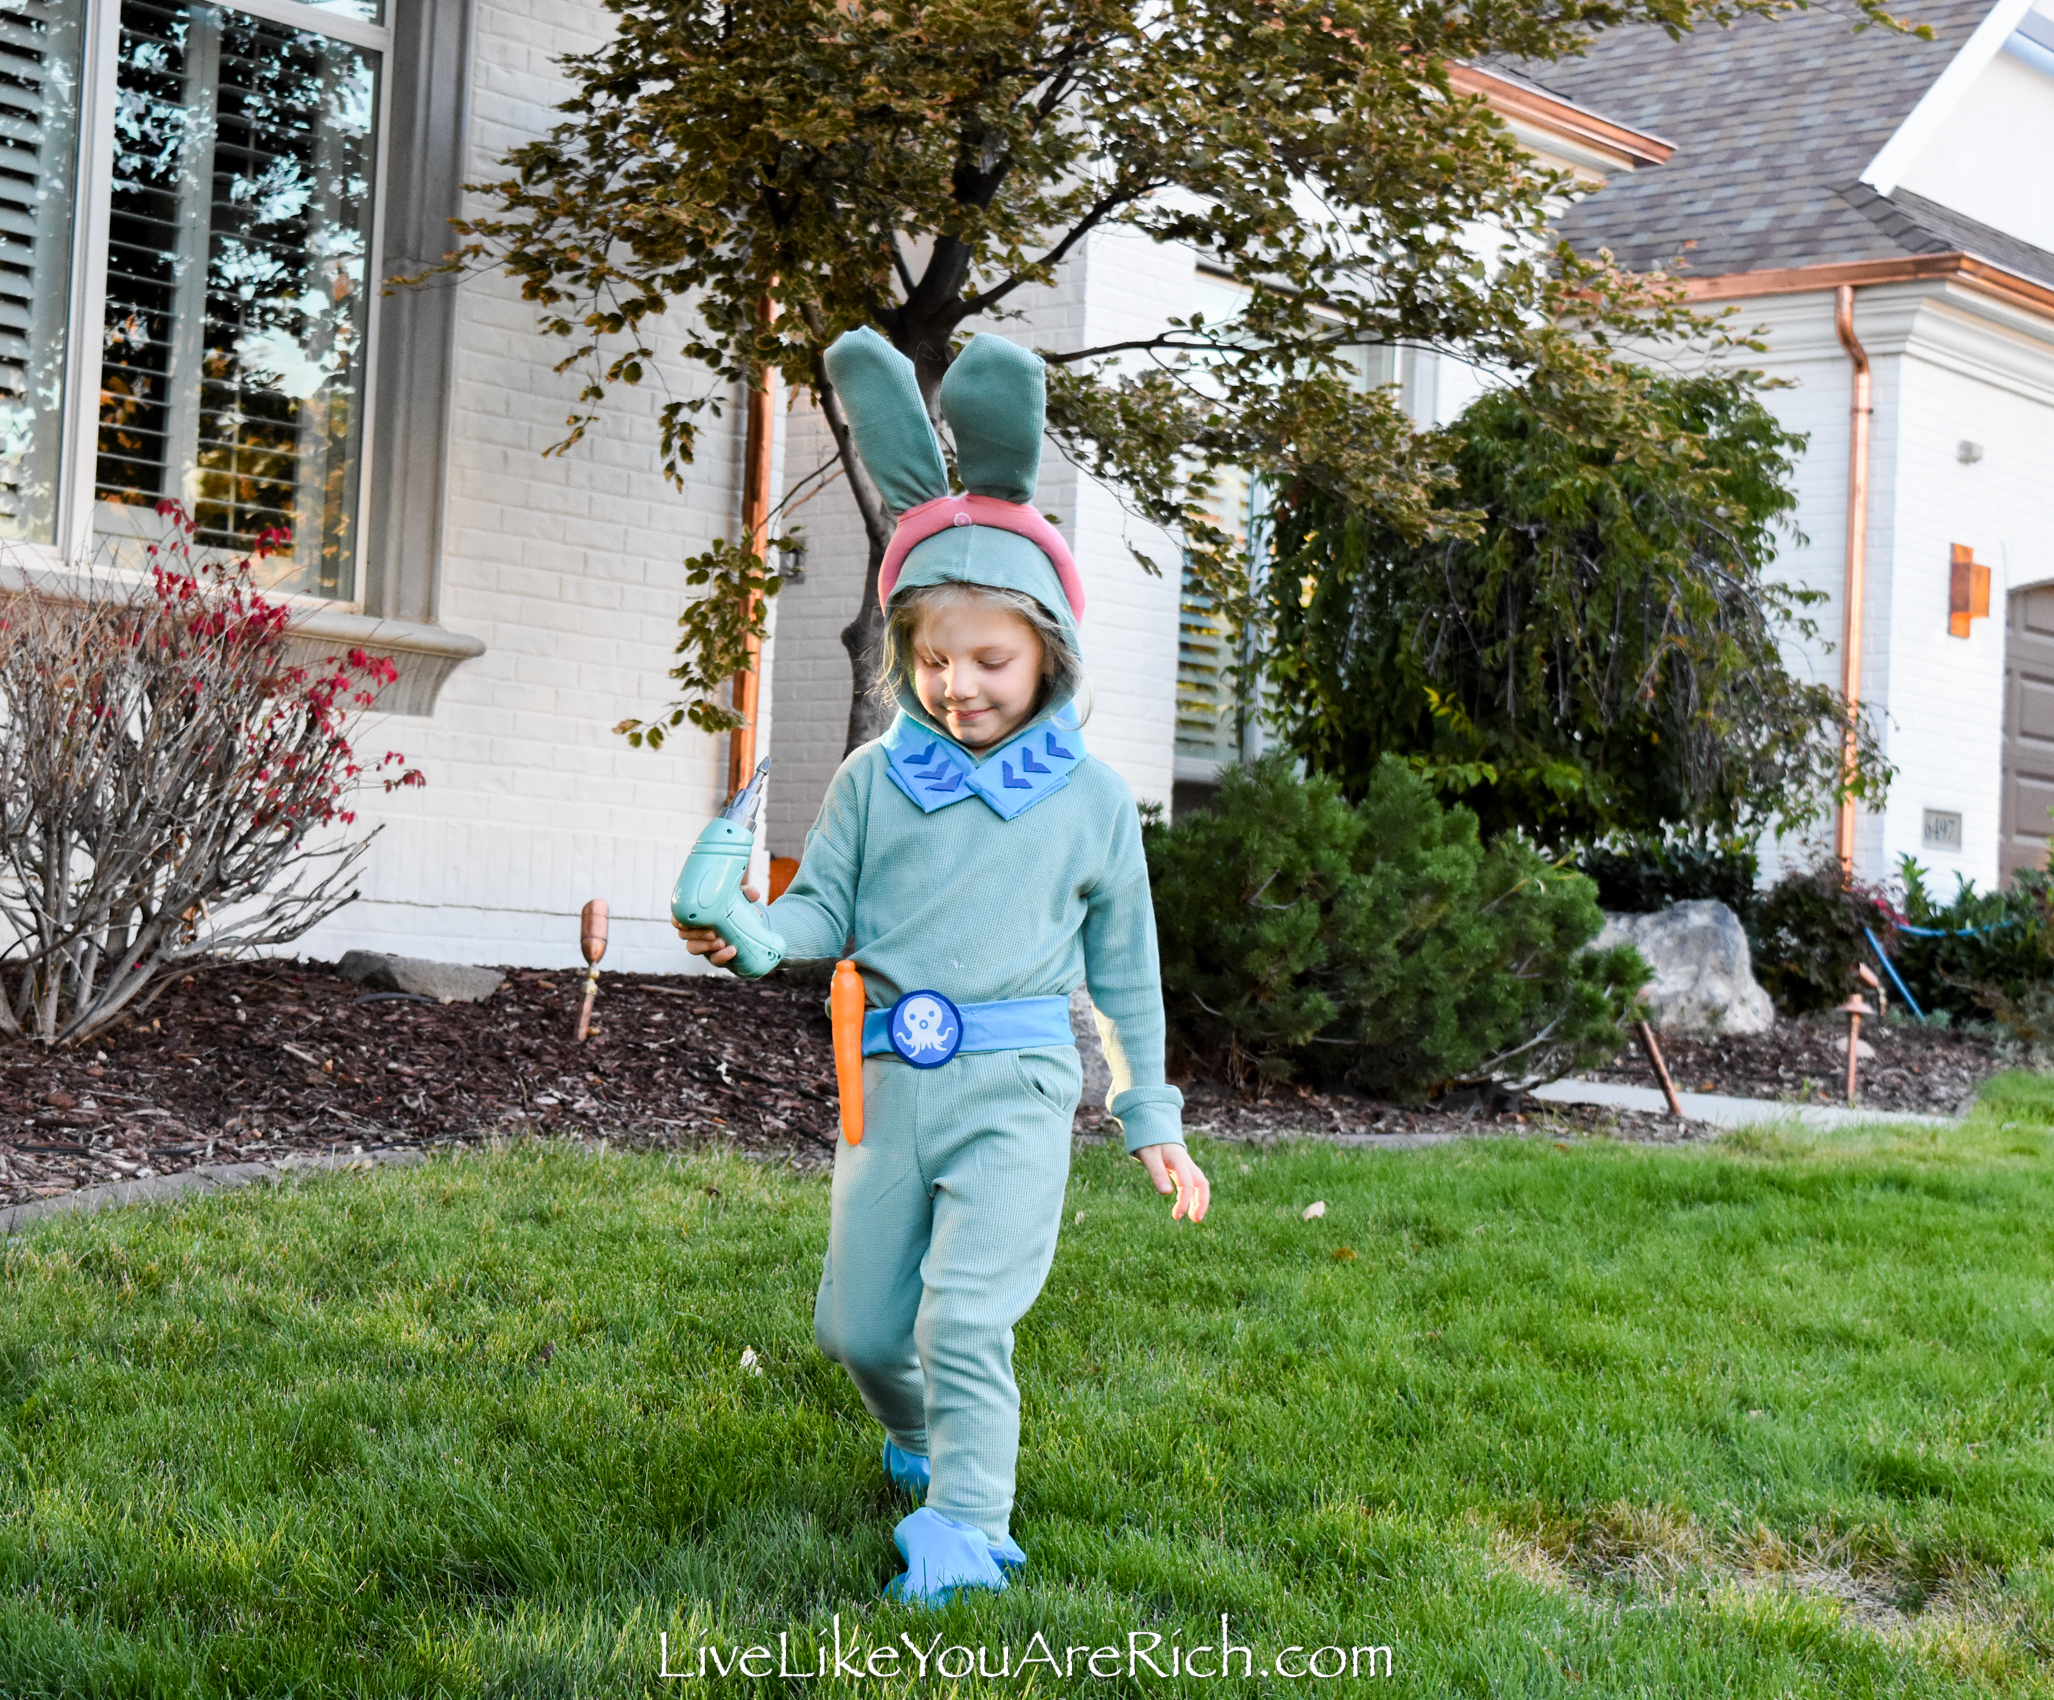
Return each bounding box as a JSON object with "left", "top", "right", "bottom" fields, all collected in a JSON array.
[{"left": 671, "top": 758, "right": 786, "bottom": 978}]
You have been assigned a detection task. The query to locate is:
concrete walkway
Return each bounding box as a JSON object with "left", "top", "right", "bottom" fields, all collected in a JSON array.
[
  {"left": 0, "top": 1147, "right": 430, "bottom": 1237},
  {"left": 1531, "top": 1077, "right": 1958, "bottom": 1132}
]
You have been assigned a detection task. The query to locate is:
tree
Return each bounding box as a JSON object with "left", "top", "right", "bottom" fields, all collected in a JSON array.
[
  {"left": 1261, "top": 347, "right": 1893, "bottom": 847},
  {"left": 450, "top": 0, "right": 1901, "bottom": 752}
]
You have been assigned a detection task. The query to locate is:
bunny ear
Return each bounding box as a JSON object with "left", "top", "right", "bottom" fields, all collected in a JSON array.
[
  {"left": 822, "top": 328, "right": 949, "bottom": 516},
  {"left": 939, "top": 335, "right": 1043, "bottom": 504}
]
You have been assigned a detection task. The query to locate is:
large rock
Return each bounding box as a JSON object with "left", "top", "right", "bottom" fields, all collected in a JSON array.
[
  {"left": 337, "top": 951, "right": 505, "bottom": 1005},
  {"left": 1594, "top": 900, "right": 1775, "bottom": 1036}
]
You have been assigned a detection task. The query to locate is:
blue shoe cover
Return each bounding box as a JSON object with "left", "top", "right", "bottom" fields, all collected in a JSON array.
[
  {"left": 882, "top": 1439, "right": 930, "bottom": 1500},
  {"left": 989, "top": 1532, "right": 1027, "bottom": 1576},
  {"left": 883, "top": 1507, "right": 1007, "bottom": 1604}
]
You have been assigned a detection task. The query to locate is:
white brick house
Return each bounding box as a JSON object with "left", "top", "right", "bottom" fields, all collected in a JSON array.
[
  {"left": 9, "top": 0, "right": 760, "bottom": 975},
  {"left": 21, "top": 0, "right": 2035, "bottom": 986},
  {"left": 1532, "top": 0, "right": 2054, "bottom": 889}
]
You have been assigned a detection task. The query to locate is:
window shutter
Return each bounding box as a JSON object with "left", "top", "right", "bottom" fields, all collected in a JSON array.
[
  {"left": 1176, "top": 464, "right": 1269, "bottom": 774},
  {"left": 0, "top": 0, "right": 85, "bottom": 542}
]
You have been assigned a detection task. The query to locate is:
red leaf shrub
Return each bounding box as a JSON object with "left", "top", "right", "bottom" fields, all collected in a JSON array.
[{"left": 0, "top": 508, "right": 421, "bottom": 1043}]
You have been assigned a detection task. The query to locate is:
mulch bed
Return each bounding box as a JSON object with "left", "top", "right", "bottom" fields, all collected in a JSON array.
[
  {"left": 1581, "top": 1016, "right": 2007, "bottom": 1117},
  {"left": 0, "top": 962, "right": 843, "bottom": 1212},
  {"left": 0, "top": 964, "right": 2016, "bottom": 1214}
]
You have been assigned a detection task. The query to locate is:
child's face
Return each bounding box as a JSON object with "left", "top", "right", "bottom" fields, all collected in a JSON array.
[{"left": 911, "top": 598, "right": 1046, "bottom": 750}]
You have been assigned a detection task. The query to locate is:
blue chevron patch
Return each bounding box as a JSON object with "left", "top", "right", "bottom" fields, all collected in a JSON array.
[{"left": 882, "top": 709, "right": 1088, "bottom": 819}]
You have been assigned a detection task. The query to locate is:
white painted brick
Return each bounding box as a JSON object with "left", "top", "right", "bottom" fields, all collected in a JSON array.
[
  {"left": 1732, "top": 285, "right": 2054, "bottom": 894},
  {"left": 299, "top": 0, "right": 744, "bottom": 971}
]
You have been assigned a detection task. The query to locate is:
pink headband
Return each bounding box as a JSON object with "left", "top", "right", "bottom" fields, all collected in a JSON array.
[{"left": 877, "top": 493, "right": 1086, "bottom": 620}]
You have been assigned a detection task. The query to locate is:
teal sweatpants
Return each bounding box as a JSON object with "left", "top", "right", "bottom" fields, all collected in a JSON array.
[{"left": 814, "top": 1043, "right": 1082, "bottom": 1543}]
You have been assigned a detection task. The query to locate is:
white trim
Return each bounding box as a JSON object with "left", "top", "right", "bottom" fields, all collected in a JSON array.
[
  {"left": 1860, "top": 0, "right": 2038, "bottom": 196},
  {"left": 1495, "top": 116, "right": 1636, "bottom": 184},
  {"left": 349, "top": 16, "right": 392, "bottom": 608},
  {"left": 214, "top": 0, "right": 388, "bottom": 52},
  {"left": 2001, "top": 532, "right": 2054, "bottom": 595},
  {"left": 1899, "top": 288, "right": 2054, "bottom": 409},
  {"left": 2008, "top": 24, "right": 2054, "bottom": 71},
  {"left": 57, "top": 0, "right": 122, "bottom": 561}
]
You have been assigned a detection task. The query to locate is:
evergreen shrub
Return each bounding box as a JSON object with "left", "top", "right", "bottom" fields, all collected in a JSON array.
[
  {"left": 1263, "top": 364, "right": 1890, "bottom": 847},
  {"left": 1146, "top": 756, "right": 1648, "bottom": 1098}
]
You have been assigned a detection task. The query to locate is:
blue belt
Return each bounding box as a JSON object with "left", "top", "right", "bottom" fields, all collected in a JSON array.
[{"left": 862, "top": 992, "right": 1073, "bottom": 1068}]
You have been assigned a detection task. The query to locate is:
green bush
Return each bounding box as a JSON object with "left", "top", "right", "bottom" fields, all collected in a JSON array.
[
  {"left": 1577, "top": 841, "right": 1761, "bottom": 924},
  {"left": 1146, "top": 755, "right": 1648, "bottom": 1098},
  {"left": 1748, "top": 857, "right": 1895, "bottom": 1016},
  {"left": 1895, "top": 859, "right": 2054, "bottom": 1034},
  {"left": 1262, "top": 359, "right": 1890, "bottom": 848}
]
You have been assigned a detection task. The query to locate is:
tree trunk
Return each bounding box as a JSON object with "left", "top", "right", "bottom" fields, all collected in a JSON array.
[
  {"left": 806, "top": 332, "right": 903, "bottom": 755},
  {"left": 840, "top": 536, "right": 892, "bottom": 751}
]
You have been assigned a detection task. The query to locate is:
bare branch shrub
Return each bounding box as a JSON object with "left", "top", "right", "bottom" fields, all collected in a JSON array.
[{"left": 0, "top": 510, "right": 421, "bottom": 1044}]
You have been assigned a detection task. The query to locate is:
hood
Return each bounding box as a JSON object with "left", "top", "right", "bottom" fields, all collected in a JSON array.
[{"left": 822, "top": 327, "right": 1084, "bottom": 741}]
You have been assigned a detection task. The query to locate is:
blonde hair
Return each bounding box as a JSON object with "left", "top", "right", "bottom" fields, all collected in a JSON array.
[{"left": 879, "top": 581, "right": 1084, "bottom": 719}]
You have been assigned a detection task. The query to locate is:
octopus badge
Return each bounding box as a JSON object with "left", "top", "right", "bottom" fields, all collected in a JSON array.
[{"left": 889, "top": 990, "right": 963, "bottom": 1068}]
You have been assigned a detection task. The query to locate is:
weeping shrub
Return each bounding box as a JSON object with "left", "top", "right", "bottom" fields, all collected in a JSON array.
[
  {"left": 1262, "top": 360, "right": 1890, "bottom": 848},
  {"left": 1146, "top": 755, "right": 1647, "bottom": 1098}
]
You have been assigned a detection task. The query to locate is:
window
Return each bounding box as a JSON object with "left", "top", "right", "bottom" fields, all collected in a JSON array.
[
  {"left": 1175, "top": 462, "right": 1266, "bottom": 776},
  {"left": 0, "top": 0, "right": 482, "bottom": 707},
  {"left": 96, "top": 0, "right": 382, "bottom": 597},
  {"left": 1173, "top": 270, "right": 1437, "bottom": 779},
  {"left": 2, "top": 0, "right": 395, "bottom": 602}
]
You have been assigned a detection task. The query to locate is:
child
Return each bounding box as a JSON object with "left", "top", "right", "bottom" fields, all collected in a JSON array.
[{"left": 678, "top": 327, "right": 1208, "bottom": 1604}]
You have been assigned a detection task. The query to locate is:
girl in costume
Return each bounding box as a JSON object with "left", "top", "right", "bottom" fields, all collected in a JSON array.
[{"left": 678, "top": 327, "right": 1208, "bottom": 1604}]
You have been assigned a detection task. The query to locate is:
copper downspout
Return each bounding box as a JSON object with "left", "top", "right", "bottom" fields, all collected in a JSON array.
[
  {"left": 1833, "top": 284, "right": 1872, "bottom": 878},
  {"left": 726, "top": 298, "right": 777, "bottom": 798}
]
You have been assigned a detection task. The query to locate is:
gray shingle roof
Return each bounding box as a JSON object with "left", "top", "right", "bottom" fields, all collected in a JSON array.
[
  {"left": 1503, "top": 0, "right": 2048, "bottom": 284},
  {"left": 1843, "top": 184, "right": 2054, "bottom": 290}
]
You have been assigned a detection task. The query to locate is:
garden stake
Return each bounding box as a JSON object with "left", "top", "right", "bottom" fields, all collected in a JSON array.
[
  {"left": 1635, "top": 1019, "right": 1685, "bottom": 1118},
  {"left": 576, "top": 899, "right": 609, "bottom": 1041},
  {"left": 1838, "top": 994, "right": 1874, "bottom": 1105}
]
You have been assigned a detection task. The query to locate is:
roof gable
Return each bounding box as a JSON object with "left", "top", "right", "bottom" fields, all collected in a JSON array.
[{"left": 1509, "top": 0, "right": 2020, "bottom": 281}]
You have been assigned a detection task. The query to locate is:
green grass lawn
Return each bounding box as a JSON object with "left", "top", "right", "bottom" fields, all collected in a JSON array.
[{"left": 7, "top": 1084, "right": 2054, "bottom": 1697}]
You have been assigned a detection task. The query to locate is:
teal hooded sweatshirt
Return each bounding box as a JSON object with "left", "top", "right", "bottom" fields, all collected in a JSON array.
[{"left": 759, "top": 329, "right": 1183, "bottom": 1154}]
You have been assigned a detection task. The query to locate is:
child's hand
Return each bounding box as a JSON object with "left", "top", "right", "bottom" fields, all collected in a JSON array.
[
  {"left": 1135, "top": 1143, "right": 1209, "bottom": 1223},
  {"left": 673, "top": 884, "right": 761, "bottom": 967}
]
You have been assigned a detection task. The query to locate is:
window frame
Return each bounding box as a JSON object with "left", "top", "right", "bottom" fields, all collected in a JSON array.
[
  {"left": 26, "top": 0, "right": 484, "bottom": 712},
  {"left": 51, "top": 0, "right": 397, "bottom": 609}
]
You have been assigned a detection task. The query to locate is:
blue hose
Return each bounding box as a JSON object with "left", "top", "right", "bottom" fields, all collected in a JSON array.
[{"left": 1863, "top": 925, "right": 1924, "bottom": 1021}]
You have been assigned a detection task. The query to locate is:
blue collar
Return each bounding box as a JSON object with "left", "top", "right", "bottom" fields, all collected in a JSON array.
[{"left": 882, "top": 708, "right": 1085, "bottom": 820}]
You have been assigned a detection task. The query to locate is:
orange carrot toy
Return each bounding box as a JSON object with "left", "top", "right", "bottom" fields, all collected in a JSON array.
[{"left": 831, "top": 959, "right": 866, "bottom": 1144}]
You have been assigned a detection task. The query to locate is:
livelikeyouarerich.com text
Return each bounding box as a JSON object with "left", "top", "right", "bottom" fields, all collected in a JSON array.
[{"left": 660, "top": 1615, "right": 1393, "bottom": 1681}]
